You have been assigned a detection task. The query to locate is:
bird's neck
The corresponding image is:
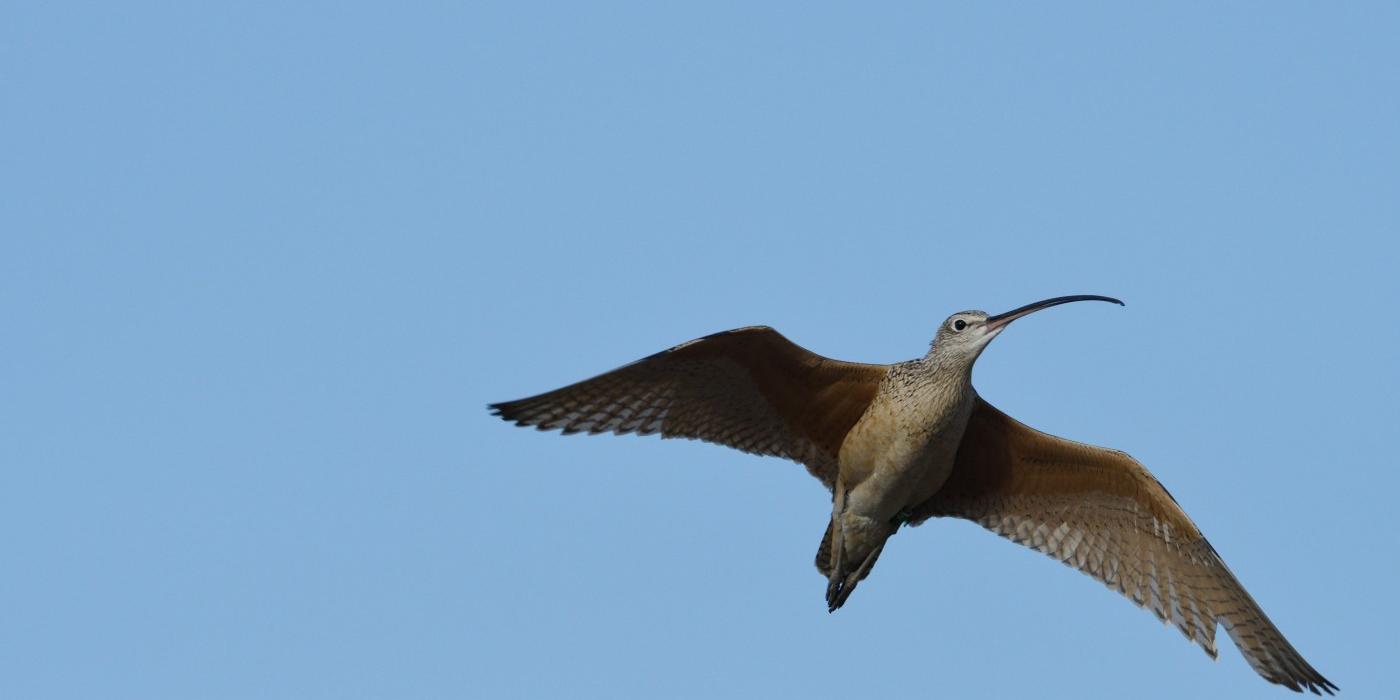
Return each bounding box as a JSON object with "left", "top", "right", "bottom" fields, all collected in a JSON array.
[
  {"left": 880, "top": 356, "right": 977, "bottom": 438},
  {"left": 899, "top": 354, "right": 976, "bottom": 400},
  {"left": 920, "top": 346, "right": 978, "bottom": 380}
]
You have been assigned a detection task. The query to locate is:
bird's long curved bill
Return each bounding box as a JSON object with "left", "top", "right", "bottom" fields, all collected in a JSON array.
[{"left": 986, "top": 294, "right": 1124, "bottom": 331}]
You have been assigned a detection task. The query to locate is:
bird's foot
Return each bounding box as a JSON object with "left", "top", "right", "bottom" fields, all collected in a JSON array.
[
  {"left": 826, "top": 541, "right": 886, "bottom": 612},
  {"left": 825, "top": 541, "right": 847, "bottom": 612},
  {"left": 826, "top": 582, "right": 844, "bottom": 613}
]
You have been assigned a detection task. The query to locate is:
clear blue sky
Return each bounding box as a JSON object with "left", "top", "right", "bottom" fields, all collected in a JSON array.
[{"left": 4, "top": 2, "right": 1396, "bottom": 698}]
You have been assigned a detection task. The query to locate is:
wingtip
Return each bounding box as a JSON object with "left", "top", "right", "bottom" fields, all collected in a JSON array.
[
  {"left": 487, "top": 401, "right": 521, "bottom": 422},
  {"left": 1311, "top": 677, "right": 1339, "bottom": 696},
  {"left": 1280, "top": 671, "right": 1338, "bottom": 695}
]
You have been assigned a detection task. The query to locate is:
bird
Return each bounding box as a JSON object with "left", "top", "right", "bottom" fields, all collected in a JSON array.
[{"left": 489, "top": 294, "right": 1335, "bottom": 695}]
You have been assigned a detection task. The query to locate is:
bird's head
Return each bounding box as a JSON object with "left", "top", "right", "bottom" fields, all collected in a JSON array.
[{"left": 929, "top": 294, "right": 1125, "bottom": 366}]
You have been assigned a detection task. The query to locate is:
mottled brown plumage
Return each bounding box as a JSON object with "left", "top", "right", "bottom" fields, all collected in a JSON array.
[
  {"left": 489, "top": 296, "right": 1335, "bottom": 695},
  {"left": 909, "top": 398, "right": 1334, "bottom": 693},
  {"left": 490, "top": 326, "right": 886, "bottom": 487}
]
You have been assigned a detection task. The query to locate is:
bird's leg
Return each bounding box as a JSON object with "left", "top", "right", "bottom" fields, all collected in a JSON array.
[
  {"left": 825, "top": 477, "right": 896, "bottom": 612},
  {"left": 825, "top": 541, "right": 846, "bottom": 608},
  {"left": 825, "top": 478, "right": 850, "bottom": 610}
]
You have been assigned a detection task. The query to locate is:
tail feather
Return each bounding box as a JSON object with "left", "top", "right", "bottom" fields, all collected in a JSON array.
[{"left": 815, "top": 519, "right": 835, "bottom": 576}]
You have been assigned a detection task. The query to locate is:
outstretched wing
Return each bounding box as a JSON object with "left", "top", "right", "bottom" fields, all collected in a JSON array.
[
  {"left": 489, "top": 326, "right": 888, "bottom": 489},
  {"left": 909, "top": 397, "right": 1335, "bottom": 695}
]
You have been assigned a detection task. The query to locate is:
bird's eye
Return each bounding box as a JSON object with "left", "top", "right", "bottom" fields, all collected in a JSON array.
[{"left": 953, "top": 319, "right": 967, "bottom": 331}]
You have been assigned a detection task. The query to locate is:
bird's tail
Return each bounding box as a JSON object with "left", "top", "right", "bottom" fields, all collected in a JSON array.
[{"left": 815, "top": 519, "right": 835, "bottom": 577}]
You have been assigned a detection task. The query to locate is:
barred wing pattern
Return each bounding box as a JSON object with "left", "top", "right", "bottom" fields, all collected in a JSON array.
[
  {"left": 910, "top": 398, "right": 1335, "bottom": 695},
  {"left": 489, "top": 326, "right": 888, "bottom": 489}
]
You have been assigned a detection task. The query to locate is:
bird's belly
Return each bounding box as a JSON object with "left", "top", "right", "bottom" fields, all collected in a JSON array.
[
  {"left": 846, "top": 442, "right": 958, "bottom": 521},
  {"left": 840, "top": 411, "right": 969, "bottom": 522}
]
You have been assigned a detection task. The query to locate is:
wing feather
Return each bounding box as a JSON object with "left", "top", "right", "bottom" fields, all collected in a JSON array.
[
  {"left": 909, "top": 398, "right": 1335, "bottom": 695},
  {"left": 489, "top": 326, "right": 888, "bottom": 488}
]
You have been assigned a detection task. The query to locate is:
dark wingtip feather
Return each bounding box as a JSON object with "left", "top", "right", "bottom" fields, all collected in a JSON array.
[
  {"left": 490, "top": 398, "right": 565, "bottom": 432},
  {"left": 487, "top": 400, "right": 522, "bottom": 422},
  {"left": 1288, "top": 670, "right": 1337, "bottom": 695}
]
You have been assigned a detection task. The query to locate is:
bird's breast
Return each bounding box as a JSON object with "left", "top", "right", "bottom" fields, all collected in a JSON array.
[{"left": 838, "top": 386, "right": 975, "bottom": 521}]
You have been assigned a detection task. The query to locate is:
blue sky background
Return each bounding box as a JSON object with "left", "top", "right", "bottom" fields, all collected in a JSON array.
[{"left": 4, "top": 2, "right": 1397, "bottom": 698}]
